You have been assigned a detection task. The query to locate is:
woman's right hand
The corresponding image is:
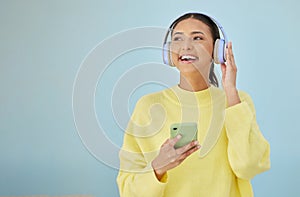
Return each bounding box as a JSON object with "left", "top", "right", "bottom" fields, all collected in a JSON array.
[{"left": 151, "top": 135, "right": 201, "bottom": 181}]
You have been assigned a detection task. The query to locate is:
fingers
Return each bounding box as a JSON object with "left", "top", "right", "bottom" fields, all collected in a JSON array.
[
  {"left": 227, "top": 42, "right": 233, "bottom": 60},
  {"left": 161, "top": 136, "right": 200, "bottom": 159},
  {"left": 178, "top": 144, "right": 200, "bottom": 161},
  {"left": 155, "top": 137, "right": 201, "bottom": 172},
  {"left": 176, "top": 140, "right": 200, "bottom": 155},
  {"left": 226, "top": 42, "right": 237, "bottom": 71},
  {"left": 170, "top": 142, "right": 200, "bottom": 164}
]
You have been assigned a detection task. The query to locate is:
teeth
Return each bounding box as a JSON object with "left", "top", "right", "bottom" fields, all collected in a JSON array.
[{"left": 180, "top": 55, "right": 197, "bottom": 60}]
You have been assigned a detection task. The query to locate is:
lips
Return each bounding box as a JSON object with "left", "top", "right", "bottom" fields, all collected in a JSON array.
[{"left": 179, "top": 54, "right": 199, "bottom": 63}]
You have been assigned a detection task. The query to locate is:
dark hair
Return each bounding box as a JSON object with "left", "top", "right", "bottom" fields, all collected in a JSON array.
[{"left": 167, "top": 13, "right": 220, "bottom": 87}]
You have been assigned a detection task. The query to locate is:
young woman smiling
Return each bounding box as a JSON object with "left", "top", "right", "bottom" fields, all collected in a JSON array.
[{"left": 117, "top": 12, "right": 270, "bottom": 197}]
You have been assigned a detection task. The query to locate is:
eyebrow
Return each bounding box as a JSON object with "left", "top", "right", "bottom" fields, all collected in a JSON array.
[{"left": 172, "top": 31, "right": 205, "bottom": 36}]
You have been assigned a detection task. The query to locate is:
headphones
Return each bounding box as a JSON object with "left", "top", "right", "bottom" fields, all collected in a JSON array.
[{"left": 162, "top": 12, "right": 228, "bottom": 66}]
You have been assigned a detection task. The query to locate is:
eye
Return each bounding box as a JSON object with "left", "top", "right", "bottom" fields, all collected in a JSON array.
[
  {"left": 173, "top": 36, "right": 183, "bottom": 41},
  {"left": 193, "top": 36, "right": 203, "bottom": 41}
]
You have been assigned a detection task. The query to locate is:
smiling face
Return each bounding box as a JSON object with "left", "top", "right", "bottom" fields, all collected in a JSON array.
[{"left": 170, "top": 18, "right": 215, "bottom": 78}]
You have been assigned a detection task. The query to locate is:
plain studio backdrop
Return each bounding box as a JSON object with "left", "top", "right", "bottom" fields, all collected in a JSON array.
[{"left": 0, "top": 0, "right": 299, "bottom": 196}]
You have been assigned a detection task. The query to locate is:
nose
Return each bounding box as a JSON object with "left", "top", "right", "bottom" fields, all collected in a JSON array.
[{"left": 181, "top": 38, "right": 193, "bottom": 50}]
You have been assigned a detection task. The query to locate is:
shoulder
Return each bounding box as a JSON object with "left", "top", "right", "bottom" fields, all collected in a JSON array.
[
  {"left": 134, "top": 88, "right": 169, "bottom": 109},
  {"left": 129, "top": 88, "right": 169, "bottom": 122}
]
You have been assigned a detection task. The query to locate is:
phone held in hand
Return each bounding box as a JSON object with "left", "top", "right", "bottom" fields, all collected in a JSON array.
[{"left": 170, "top": 122, "right": 198, "bottom": 149}]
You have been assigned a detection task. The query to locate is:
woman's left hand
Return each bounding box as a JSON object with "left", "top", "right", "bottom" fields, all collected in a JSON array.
[{"left": 220, "top": 42, "right": 241, "bottom": 107}]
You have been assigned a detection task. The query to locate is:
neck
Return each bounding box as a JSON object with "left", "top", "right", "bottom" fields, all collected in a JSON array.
[{"left": 179, "top": 72, "right": 210, "bottom": 92}]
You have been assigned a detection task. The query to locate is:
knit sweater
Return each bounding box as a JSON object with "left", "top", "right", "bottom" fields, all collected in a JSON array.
[{"left": 117, "top": 85, "right": 270, "bottom": 197}]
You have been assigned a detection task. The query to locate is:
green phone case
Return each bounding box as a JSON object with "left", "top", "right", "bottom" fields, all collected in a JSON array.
[{"left": 170, "top": 122, "right": 198, "bottom": 149}]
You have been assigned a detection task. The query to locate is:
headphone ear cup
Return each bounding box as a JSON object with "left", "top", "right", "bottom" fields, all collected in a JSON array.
[
  {"left": 163, "top": 42, "right": 175, "bottom": 66},
  {"left": 213, "top": 39, "right": 226, "bottom": 64},
  {"left": 163, "top": 43, "right": 169, "bottom": 65}
]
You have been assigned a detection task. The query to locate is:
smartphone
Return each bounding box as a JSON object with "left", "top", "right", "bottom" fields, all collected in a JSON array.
[{"left": 170, "top": 122, "right": 198, "bottom": 149}]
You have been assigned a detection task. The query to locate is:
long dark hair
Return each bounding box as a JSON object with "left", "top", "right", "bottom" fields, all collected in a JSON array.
[{"left": 167, "top": 13, "right": 220, "bottom": 87}]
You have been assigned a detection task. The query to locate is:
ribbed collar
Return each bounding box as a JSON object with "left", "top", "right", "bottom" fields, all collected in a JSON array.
[{"left": 163, "top": 84, "right": 218, "bottom": 107}]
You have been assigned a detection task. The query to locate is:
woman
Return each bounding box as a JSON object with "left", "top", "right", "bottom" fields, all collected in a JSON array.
[{"left": 117, "top": 12, "right": 270, "bottom": 197}]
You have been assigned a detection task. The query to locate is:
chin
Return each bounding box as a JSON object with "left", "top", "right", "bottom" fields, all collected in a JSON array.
[{"left": 176, "top": 63, "right": 204, "bottom": 72}]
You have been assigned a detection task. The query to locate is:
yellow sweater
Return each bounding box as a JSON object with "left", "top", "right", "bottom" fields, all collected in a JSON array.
[{"left": 117, "top": 85, "right": 270, "bottom": 197}]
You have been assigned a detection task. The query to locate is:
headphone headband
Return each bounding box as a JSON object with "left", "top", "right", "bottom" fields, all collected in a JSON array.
[
  {"left": 163, "top": 12, "right": 228, "bottom": 45},
  {"left": 206, "top": 14, "right": 228, "bottom": 43}
]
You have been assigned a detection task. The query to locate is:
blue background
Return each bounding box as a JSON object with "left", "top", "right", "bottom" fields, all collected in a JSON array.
[{"left": 1, "top": 0, "right": 299, "bottom": 196}]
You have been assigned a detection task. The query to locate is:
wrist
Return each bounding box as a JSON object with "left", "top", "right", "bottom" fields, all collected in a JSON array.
[
  {"left": 154, "top": 169, "right": 166, "bottom": 181},
  {"left": 151, "top": 161, "right": 166, "bottom": 181},
  {"left": 224, "top": 86, "right": 237, "bottom": 93},
  {"left": 225, "top": 87, "right": 241, "bottom": 107}
]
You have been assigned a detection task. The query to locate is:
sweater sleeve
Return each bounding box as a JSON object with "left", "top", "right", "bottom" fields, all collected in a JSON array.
[
  {"left": 225, "top": 91, "right": 271, "bottom": 180},
  {"left": 116, "top": 96, "right": 168, "bottom": 197}
]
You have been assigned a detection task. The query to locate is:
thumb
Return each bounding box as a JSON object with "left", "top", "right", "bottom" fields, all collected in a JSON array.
[{"left": 169, "top": 134, "right": 182, "bottom": 147}]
